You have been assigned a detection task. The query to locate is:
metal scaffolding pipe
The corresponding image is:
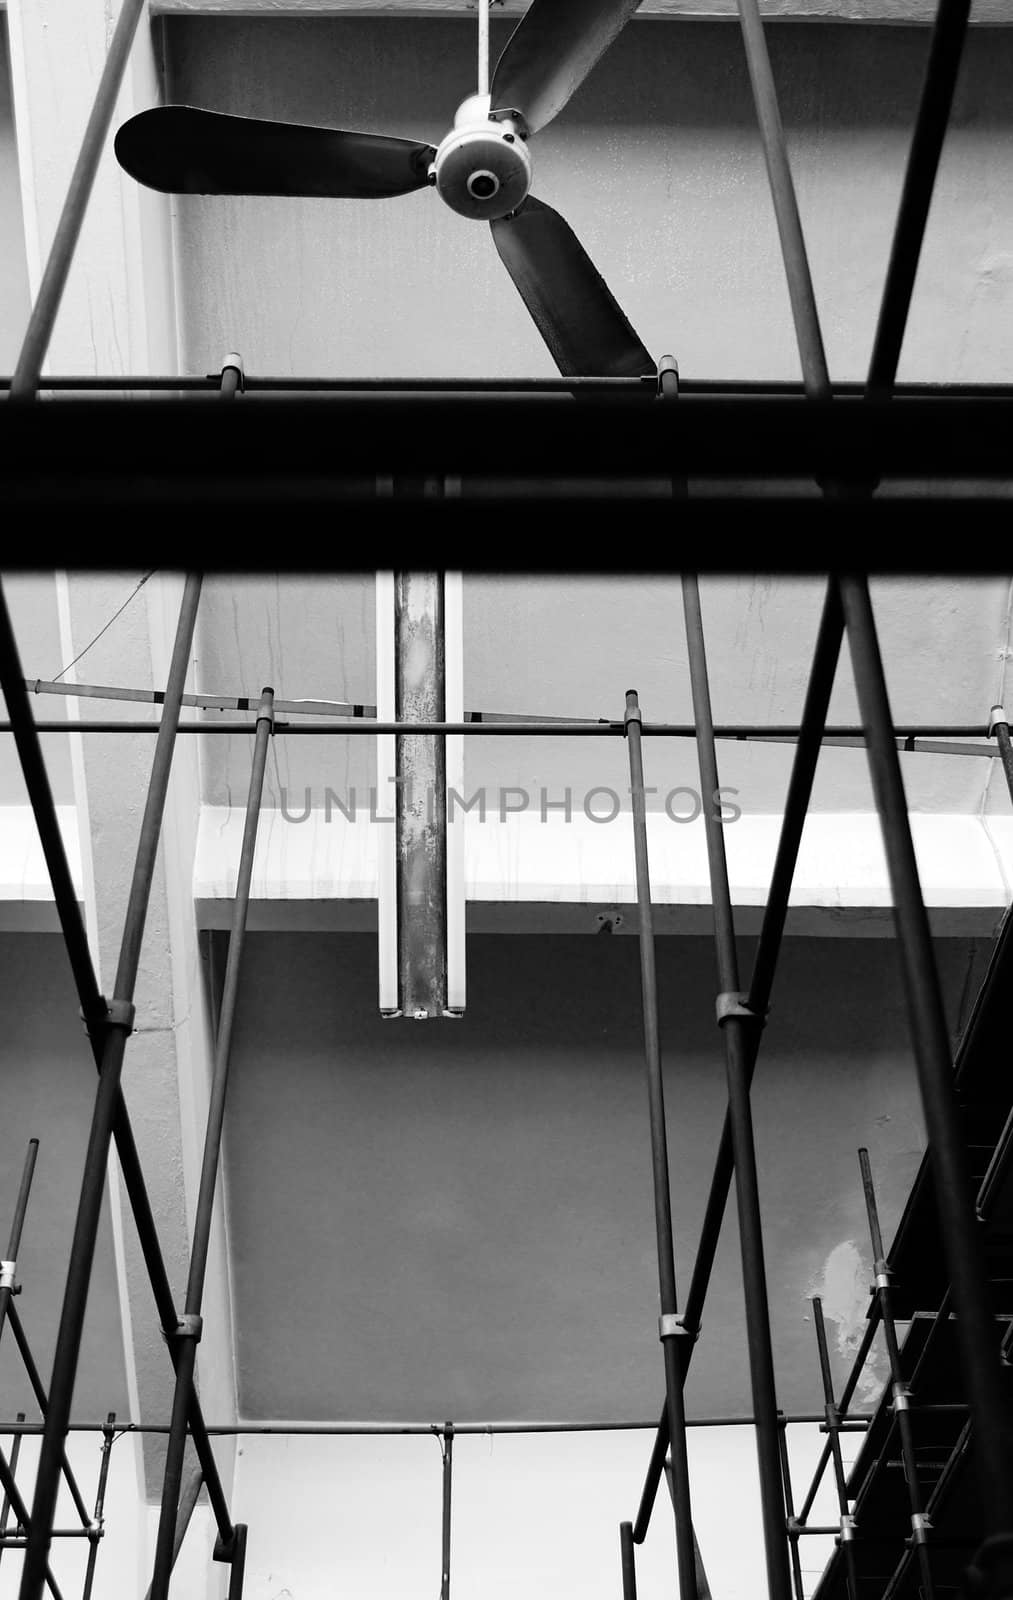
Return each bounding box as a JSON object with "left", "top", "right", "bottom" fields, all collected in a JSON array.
[
  {"left": 0, "top": 1414, "right": 25, "bottom": 1575},
  {"left": 81, "top": 1415, "right": 116, "bottom": 1600},
  {"left": 625, "top": 689, "right": 699, "bottom": 1600},
  {"left": 812, "top": 1297, "right": 859, "bottom": 1600},
  {"left": 776, "top": 1416, "right": 805, "bottom": 1600},
  {"left": 795, "top": 1307, "right": 881, "bottom": 1526},
  {"left": 17, "top": 576, "right": 202, "bottom": 1600},
  {"left": 0, "top": 1140, "right": 38, "bottom": 1344},
  {"left": 0, "top": 1446, "right": 63, "bottom": 1599},
  {"left": 866, "top": 0, "right": 973, "bottom": 399},
  {"left": 839, "top": 575, "right": 1013, "bottom": 1563},
  {"left": 858, "top": 1148, "right": 934, "bottom": 1599},
  {"left": 735, "top": 0, "right": 831, "bottom": 401},
  {"left": 7, "top": 1303, "right": 93, "bottom": 1527},
  {"left": 144, "top": 1468, "right": 204, "bottom": 1600},
  {"left": 149, "top": 689, "right": 274, "bottom": 1600},
  {"left": 0, "top": 581, "right": 235, "bottom": 1547},
  {"left": 620, "top": 1522, "right": 637, "bottom": 1600},
  {"left": 8, "top": 0, "right": 147, "bottom": 401},
  {"left": 441, "top": 1422, "right": 453, "bottom": 1600},
  {"left": 990, "top": 705, "right": 1013, "bottom": 806},
  {"left": 633, "top": 583, "right": 845, "bottom": 1545},
  {"left": 681, "top": 574, "right": 792, "bottom": 1600},
  {"left": 0, "top": 1412, "right": 858, "bottom": 1437},
  {"left": 226, "top": 1524, "right": 248, "bottom": 1600}
]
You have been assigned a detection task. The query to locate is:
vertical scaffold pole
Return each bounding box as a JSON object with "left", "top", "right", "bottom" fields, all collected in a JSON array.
[
  {"left": 625, "top": 689, "right": 699, "bottom": 1600},
  {"left": 989, "top": 705, "right": 1013, "bottom": 806},
  {"left": 0, "top": 1141, "right": 39, "bottom": 1343},
  {"left": 620, "top": 1522, "right": 638, "bottom": 1600},
  {"left": 0, "top": 1145, "right": 75, "bottom": 1599},
  {"left": 776, "top": 1414, "right": 805, "bottom": 1600},
  {"left": 857, "top": 1148, "right": 934, "bottom": 1597},
  {"left": 0, "top": 1449, "right": 63, "bottom": 1599},
  {"left": 226, "top": 1524, "right": 248, "bottom": 1600},
  {"left": 0, "top": 1414, "right": 26, "bottom": 1572},
  {"left": 441, "top": 1423, "right": 454, "bottom": 1600},
  {"left": 18, "top": 575, "right": 202, "bottom": 1600},
  {"left": 149, "top": 687, "right": 274, "bottom": 1600},
  {"left": 81, "top": 1414, "right": 116, "bottom": 1600},
  {"left": 812, "top": 1297, "right": 859, "bottom": 1600},
  {"left": 144, "top": 1470, "right": 204, "bottom": 1600},
  {"left": 839, "top": 574, "right": 1013, "bottom": 1596},
  {"left": 681, "top": 574, "right": 792, "bottom": 1600},
  {"left": 632, "top": 584, "right": 844, "bottom": 1548}
]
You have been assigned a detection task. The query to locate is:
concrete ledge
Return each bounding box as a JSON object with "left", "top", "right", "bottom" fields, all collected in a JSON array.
[
  {"left": 193, "top": 806, "right": 1013, "bottom": 934},
  {"left": 139, "top": 0, "right": 1013, "bottom": 23}
]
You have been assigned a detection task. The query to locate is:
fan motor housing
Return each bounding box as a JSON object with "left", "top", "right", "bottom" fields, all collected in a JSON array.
[{"left": 432, "top": 115, "right": 531, "bottom": 221}]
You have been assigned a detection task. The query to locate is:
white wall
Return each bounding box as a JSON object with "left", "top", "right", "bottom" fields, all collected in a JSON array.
[{"left": 227, "top": 1421, "right": 855, "bottom": 1600}]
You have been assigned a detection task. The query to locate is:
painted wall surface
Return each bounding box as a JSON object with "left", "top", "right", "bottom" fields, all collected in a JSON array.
[
  {"left": 459, "top": 574, "right": 1013, "bottom": 819},
  {"left": 191, "top": 573, "right": 1013, "bottom": 823},
  {"left": 223, "top": 930, "right": 985, "bottom": 1423},
  {"left": 0, "top": 572, "right": 74, "bottom": 807},
  {"left": 0, "top": 21, "right": 30, "bottom": 375},
  {"left": 166, "top": 19, "right": 1013, "bottom": 385},
  {"left": 228, "top": 1421, "right": 852, "bottom": 1600}
]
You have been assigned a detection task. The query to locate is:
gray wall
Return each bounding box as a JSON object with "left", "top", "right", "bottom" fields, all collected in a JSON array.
[{"left": 223, "top": 929, "right": 985, "bottom": 1422}]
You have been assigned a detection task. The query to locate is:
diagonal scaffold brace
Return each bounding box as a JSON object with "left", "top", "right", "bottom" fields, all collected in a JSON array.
[
  {"left": 631, "top": 581, "right": 845, "bottom": 1552},
  {"left": 623, "top": 687, "right": 700, "bottom": 1600},
  {"left": 0, "top": 575, "right": 240, "bottom": 1600},
  {"left": 839, "top": 574, "right": 1013, "bottom": 1600},
  {"left": 147, "top": 686, "right": 274, "bottom": 1599}
]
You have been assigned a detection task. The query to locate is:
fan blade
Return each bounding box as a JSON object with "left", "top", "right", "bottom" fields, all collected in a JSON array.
[
  {"left": 114, "top": 106, "right": 436, "bottom": 198},
  {"left": 490, "top": 0, "right": 642, "bottom": 135},
  {"left": 490, "top": 196, "right": 654, "bottom": 378}
]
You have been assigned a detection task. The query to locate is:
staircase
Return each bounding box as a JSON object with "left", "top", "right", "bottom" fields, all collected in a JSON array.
[{"left": 812, "top": 905, "right": 1013, "bottom": 1600}]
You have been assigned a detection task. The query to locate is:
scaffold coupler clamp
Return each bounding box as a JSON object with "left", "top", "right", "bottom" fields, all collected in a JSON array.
[
  {"left": 838, "top": 1513, "right": 857, "bottom": 1545},
  {"left": 909, "top": 1511, "right": 932, "bottom": 1546},
  {"left": 872, "top": 1261, "right": 892, "bottom": 1294},
  {"left": 624, "top": 691, "right": 641, "bottom": 734},
  {"left": 656, "top": 355, "right": 679, "bottom": 402},
  {"left": 0, "top": 1259, "right": 18, "bottom": 1293},
  {"left": 213, "top": 1526, "right": 242, "bottom": 1564},
  {"left": 219, "top": 352, "right": 245, "bottom": 393},
  {"left": 162, "top": 1313, "right": 203, "bottom": 1344},
  {"left": 716, "top": 992, "right": 766, "bottom": 1030},
  {"left": 989, "top": 704, "right": 1008, "bottom": 737},
  {"left": 80, "top": 998, "right": 136, "bottom": 1038},
  {"left": 658, "top": 1313, "right": 696, "bottom": 1344},
  {"left": 890, "top": 1380, "right": 911, "bottom": 1413}
]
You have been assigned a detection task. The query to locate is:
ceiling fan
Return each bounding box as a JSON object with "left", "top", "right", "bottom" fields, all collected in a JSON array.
[{"left": 114, "top": 0, "right": 657, "bottom": 380}]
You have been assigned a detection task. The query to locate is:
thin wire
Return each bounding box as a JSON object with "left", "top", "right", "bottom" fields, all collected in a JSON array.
[{"left": 51, "top": 571, "right": 157, "bottom": 682}]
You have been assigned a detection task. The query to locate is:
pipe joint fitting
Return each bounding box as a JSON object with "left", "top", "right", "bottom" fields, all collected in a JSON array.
[
  {"left": 716, "top": 991, "right": 764, "bottom": 1028},
  {"left": 658, "top": 1313, "right": 695, "bottom": 1342}
]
